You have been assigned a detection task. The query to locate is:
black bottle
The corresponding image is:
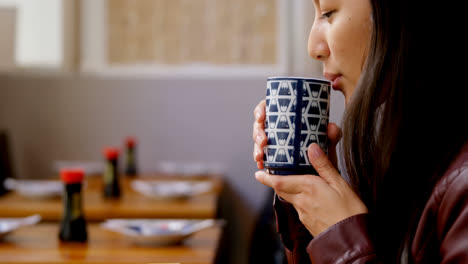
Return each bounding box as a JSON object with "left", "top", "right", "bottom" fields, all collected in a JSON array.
[
  {"left": 103, "top": 147, "right": 121, "bottom": 198},
  {"left": 0, "top": 131, "right": 13, "bottom": 196},
  {"left": 125, "top": 137, "right": 137, "bottom": 177},
  {"left": 59, "top": 169, "right": 87, "bottom": 242}
]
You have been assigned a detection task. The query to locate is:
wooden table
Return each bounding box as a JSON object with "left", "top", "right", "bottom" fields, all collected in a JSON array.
[
  {"left": 0, "top": 223, "right": 222, "bottom": 264},
  {"left": 0, "top": 175, "right": 223, "bottom": 221}
]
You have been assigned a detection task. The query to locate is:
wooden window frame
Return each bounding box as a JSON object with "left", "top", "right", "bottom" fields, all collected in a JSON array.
[{"left": 80, "top": 0, "right": 316, "bottom": 78}]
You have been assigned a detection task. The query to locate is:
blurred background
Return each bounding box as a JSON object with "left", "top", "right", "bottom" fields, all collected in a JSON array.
[{"left": 0, "top": 0, "right": 345, "bottom": 263}]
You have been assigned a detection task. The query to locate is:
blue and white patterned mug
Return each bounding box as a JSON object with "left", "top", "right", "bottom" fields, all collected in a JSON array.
[{"left": 263, "top": 77, "right": 331, "bottom": 175}]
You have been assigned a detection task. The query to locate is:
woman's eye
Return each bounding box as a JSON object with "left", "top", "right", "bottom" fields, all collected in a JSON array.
[{"left": 321, "top": 10, "right": 334, "bottom": 19}]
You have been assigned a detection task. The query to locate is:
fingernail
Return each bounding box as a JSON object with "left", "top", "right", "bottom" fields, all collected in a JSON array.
[
  {"left": 310, "top": 143, "right": 322, "bottom": 159},
  {"left": 255, "top": 171, "right": 265, "bottom": 179}
]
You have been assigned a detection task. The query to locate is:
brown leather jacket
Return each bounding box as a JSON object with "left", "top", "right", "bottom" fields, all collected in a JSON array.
[{"left": 274, "top": 143, "right": 468, "bottom": 263}]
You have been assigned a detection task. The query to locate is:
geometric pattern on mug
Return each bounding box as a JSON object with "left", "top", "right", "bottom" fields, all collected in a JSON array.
[
  {"left": 300, "top": 81, "right": 330, "bottom": 165},
  {"left": 264, "top": 80, "right": 330, "bottom": 166}
]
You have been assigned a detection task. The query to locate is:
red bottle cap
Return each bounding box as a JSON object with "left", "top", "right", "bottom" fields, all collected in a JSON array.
[
  {"left": 126, "top": 137, "right": 136, "bottom": 148},
  {"left": 60, "top": 168, "right": 85, "bottom": 184},
  {"left": 103, "top": 147, "right": 120, "bottom": 160}
]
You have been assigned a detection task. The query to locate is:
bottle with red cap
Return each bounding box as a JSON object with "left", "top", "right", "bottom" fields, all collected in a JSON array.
[
  {"left": 125, "top": 137, "right": 137, "bottom": 177},
  {"left": 103, "top": 147, "right": 121, "bottom": 198},
  {"left": 59, "top": 168, "right": 87, "bottom": 242}
]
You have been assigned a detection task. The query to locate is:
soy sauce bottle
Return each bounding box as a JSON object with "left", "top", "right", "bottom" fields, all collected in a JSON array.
[
  {"left": 125, "top": 137, "right": 137, "bottom": 177},
  {"left": 59, "top": 168, "right": 87, "bottom": 242},
  {"left": 103, "top": 147, "right": 121, "bottom": 198},
  {"left": 0, "top": 131, "right": 13, "bottom": 196}
]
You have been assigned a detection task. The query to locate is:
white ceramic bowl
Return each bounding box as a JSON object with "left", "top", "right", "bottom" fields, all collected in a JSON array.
[
  {"left": 130, "top": 180, "right": 212, "bottom": 200},
  {"left": 5, "top": 178, "right": 63, "bottom": 199},
  {"left": 101, "top": 219, "right": 221, "bottom": 246}
]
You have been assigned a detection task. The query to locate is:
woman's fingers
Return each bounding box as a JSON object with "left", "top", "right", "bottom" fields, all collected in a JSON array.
[
  {"left": 257, "top": 162, "right": 264, "bottom": 170},
  {"left": 252, "top": 100, "right": 266, "bottom": 141},
  {"left": 253, "top": 100, "right": 267, "bottom": 169},
  {"left": 253, "top": 144, "right": 264, "bottom": 162},
  {"left": 252, "top": 100, "right": 267, "bottom": 146},
  {"left": 255, "top": 170, "right": 327, "bottom": 207},
  {"left": 308, "top": 143, "right": 341, "bottom": 186},
  {"left": 255, "top": 171, "right": 309, "bottom": 202},
  {"left": 327, "top": 123, "right": 343, "bottom": 168},
  {"left": 256, "top": 143, "right": 369, "bottom": 237},
  {"left": 254, "top": 100, "right": 266, "bottom": 124},
  {"left": 253, "top": 123, "right": 267, "bottom": 146},
  {"left": 253, "top": 123, "right": 267, "bottom": 165}
]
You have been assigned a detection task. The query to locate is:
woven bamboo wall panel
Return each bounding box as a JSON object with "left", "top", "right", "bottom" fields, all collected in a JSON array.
[{"left": 108, "top": 0, "right": 277, "bottom": 65}]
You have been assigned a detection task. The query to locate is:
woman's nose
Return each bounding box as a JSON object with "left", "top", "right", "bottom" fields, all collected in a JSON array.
[{"left": 308, "top": 24, "right": 329, "bottom": 61}]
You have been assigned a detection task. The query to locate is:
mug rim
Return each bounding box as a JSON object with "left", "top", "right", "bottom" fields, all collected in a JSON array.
[{"left": 267, "top": 76, "right": 330, "bottom": 84}]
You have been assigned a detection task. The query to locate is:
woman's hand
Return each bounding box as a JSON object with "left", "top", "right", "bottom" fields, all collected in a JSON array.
[
  {"left": 252, "top": 100, "right": 267, "bottom": 169},
  {"left": 252, "top": 99, "right": 343, "bottom": 169},
  {"left": 255, "top": 143, "right": 368, "bottom": 237}
]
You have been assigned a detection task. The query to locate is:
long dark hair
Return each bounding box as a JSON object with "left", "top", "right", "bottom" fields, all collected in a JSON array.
[{"left": 341, "top": 0, "right": 467, "bottom": 262}]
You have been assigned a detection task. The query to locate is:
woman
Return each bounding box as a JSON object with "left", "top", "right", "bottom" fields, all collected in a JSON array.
[{"left": 252, "top": 0, "right": 468, "bottom": 262}]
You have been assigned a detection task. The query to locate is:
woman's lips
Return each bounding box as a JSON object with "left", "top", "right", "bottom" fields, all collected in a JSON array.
[{"left": 323, "top": 72, "right": 343, "bottom": 90}]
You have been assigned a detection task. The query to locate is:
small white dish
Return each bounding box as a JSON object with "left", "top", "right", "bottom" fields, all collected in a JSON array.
[
  {"left": 155, "top": 161, "right": 226, "bottom": 177},
  {"left": 4, "top": 178, "right": 63, "bottom": 199},
  {"left": 131, "top": 180, "right": 213, "bottom": 200},
  {"left": 0, "top": 215, "right": 42, "bottom": 239},
  {"left": 101, "top": 219, "right": 222, "bottom": 246}
]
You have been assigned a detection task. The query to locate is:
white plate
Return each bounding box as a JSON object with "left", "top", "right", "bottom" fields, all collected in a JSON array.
[
  {"left": 101, "top": 219, "right": 222, "bottom": 246},
  {"left": 0, "top": 215, "right": 42, "bottom": 239},
  {"left": 131, "top": 180, "right": 213, "bottom": 200},
  {"left": 155, "top": 161, "right": 226, "bottom": 177},
  {"left": 4, "top": 178, "right": 63, "bottom": 199}
]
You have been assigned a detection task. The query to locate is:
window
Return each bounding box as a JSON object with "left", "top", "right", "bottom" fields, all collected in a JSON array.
[
  {"left": 81, "top": 0, "right": 293, "bottom": 77},
  {"left": 108, "top": 0, "right": 277, "bottom": 66},
  {"left": 0, "top": 0, "right": 320, "bottom": 77},
  {"left": 0, "top": 0, "right": 63, "bottom": 68}
]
